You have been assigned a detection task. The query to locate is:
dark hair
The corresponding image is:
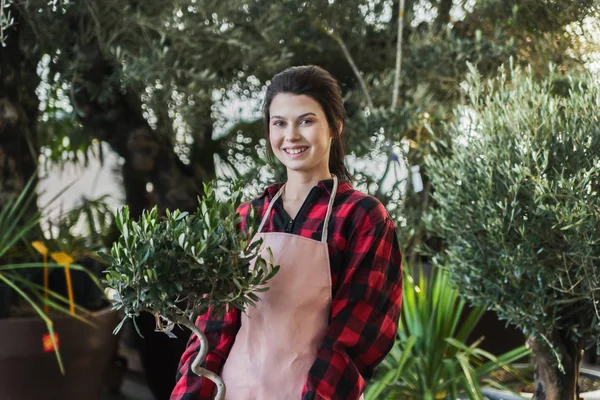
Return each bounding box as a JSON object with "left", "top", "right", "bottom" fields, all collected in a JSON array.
[{"left": 263, "top": 65, "right": 352, "bottom": 181}]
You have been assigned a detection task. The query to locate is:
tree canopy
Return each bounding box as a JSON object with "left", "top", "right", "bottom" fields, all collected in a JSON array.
[
  {"left": 1, "top": 0, "right": 598, "bottom": 255},
  {"left": 427, "top": 61, "right": 600, "bottom": 399}
]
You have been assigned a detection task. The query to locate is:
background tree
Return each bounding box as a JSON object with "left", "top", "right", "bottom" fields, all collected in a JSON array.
[{"left": 427, "top": 63, "right": 600, "bottom": 400}]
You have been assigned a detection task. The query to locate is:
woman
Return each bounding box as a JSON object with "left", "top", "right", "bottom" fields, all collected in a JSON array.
[{"left": 171, "top": 65, "right": 402, "bottom": 400}]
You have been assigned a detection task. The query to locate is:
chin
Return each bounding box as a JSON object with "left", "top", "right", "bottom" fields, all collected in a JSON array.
[{"left": 282, "top": 163, "right": 310, "bottom": 172}]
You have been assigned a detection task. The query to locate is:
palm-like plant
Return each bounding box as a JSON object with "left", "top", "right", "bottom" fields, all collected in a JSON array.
[
  {"left": 0, "top": 178, "right": 101, "bottom": 373},
  {"left": 366, "top": 266, "right": 530, "bottom": 400}
]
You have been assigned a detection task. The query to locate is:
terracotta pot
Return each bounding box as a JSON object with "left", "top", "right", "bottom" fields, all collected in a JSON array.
[{"left": 0, "top": 307, "right": 120, "bottom": 400}]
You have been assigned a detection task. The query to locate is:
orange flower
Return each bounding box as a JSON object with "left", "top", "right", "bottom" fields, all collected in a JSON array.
[
  {"left": 31, "top": 241, "right": 48, "bottom": 256},
  {"left": 50, "top": 252, "right": 74, "bottom": 266}
]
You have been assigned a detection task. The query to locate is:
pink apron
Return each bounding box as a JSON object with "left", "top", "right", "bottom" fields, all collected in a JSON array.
[{"left": 222, "top": 176, "right": 361, "bottom": 399}]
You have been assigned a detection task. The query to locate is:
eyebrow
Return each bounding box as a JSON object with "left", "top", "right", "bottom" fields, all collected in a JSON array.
[{"left": 271, "top": 112, "right": 317, "bottom": 120}]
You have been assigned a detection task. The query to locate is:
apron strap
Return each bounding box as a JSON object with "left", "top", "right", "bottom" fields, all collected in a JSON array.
[
  {"left": 321, "top": 175, "right": 338, "bottom": 243},
  {"left": 256, "top": 175, "right": 338, "bottom": 242},
  {"left": 257, "top": 185, "right": 284, "bottom": 234}
]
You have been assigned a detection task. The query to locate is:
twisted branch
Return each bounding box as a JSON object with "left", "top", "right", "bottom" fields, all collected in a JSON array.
[{"left": 175, "top": 315, "right": 226, "bottom": 400}]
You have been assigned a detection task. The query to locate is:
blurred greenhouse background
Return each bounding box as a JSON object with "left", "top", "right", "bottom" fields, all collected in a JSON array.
[{"left": 1, "top": 0, "right": 600, "bottom": 399}]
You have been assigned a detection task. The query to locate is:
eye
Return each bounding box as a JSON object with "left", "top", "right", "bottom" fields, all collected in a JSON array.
[
  {"left": 299, "top": 119, "right": 314, "bottom": 125},
  {"left": 272, "top": 120, "right": 286, "bottom": 127}
]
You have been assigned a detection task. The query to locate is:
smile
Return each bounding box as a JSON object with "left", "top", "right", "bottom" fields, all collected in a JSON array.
[{"left": 284, "top": 147, "right": 308, "bottom": 155}]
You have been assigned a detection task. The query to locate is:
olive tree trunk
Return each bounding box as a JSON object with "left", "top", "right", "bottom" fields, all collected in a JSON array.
[
  {"left": 68, "top": 44, "right": 201, "bottom": 214},
  {"left": 0, "top": 12, "right": 39, "bottom": 208},
  {"left": 531, "top": 333, "right": 584, "bottom": 400},
  {"left": 0, "top": 11, "right": 41, "bottom": 318}
]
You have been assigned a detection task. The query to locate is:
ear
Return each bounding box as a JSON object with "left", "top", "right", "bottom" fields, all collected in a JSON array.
[{"left": 332, "top": 121, "right": 344, "bottom": 139}]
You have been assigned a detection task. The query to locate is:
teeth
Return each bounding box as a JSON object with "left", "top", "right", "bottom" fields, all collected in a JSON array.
[{"left": 285, "top": 147, "right": 307, "bottom": 155}]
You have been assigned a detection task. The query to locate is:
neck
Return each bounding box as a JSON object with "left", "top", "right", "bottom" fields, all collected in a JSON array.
[{"left": 284, "top": 170, "right": 332, "bottom": 201}]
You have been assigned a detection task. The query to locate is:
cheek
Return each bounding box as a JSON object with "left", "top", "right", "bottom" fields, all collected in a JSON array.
[
  {"left": 268, "top": 130, "right": 276, "bottom": 146},
  {"left": 315, "top": 128, "right": 332, "bottom": 149},
  {"left": 268, "top": 130, "right": 281, "bottom": 152}
]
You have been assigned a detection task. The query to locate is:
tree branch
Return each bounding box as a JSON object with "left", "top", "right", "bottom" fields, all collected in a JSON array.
[
  {"left": 325, "top": 27, "right": 374, "bottom": 110},
  {"left": 437, "top": 0, "right": 453, "bottom": 29},
  {"left": 391, "top": 0, "right": 406, "bottom": 110},
  {"left": 175, "top": 315, "right": 226, "bottom": 400}
]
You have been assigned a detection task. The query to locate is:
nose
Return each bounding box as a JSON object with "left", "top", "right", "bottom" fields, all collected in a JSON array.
[{"left": 283, "top": 125, "right": 301, "bottom": 142}]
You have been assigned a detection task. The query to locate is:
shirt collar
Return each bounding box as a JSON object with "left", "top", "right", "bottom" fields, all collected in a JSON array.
[{"left": 263, "top": 177, "right": 352, "bottom": 199}]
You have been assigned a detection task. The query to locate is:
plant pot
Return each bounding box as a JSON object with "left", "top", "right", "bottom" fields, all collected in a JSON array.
[
  {"left": 482, "top": 366, "right": 600, "bottom": 400},
  {"left": 0, "top": 306, "right": 120, "bottom": 400}
]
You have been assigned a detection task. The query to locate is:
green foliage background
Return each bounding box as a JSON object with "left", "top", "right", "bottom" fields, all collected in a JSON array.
[{"left": 2, "top": 0, "right": 598, "bottom": 259}]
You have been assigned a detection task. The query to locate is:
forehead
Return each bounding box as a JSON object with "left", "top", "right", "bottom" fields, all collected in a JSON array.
[{"left": 269, "top": 93, "right": 324, "bottom": 117}]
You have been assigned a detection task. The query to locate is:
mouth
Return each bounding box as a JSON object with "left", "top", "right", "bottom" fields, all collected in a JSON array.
[{"left": 283, "top": 146, "right": 309, "bottom": 155}]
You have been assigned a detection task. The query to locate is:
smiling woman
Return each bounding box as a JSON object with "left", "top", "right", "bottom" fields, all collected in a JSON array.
[
  {"left": 268, "top": 94, "right": 333, "bottom": 183},
  {"left": 172, "top": 66, "right": 403, "bottom": 400}
]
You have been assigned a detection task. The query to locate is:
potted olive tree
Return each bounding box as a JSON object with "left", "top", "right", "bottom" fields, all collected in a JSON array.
[
  {"left": 427, "top": 62, "right": 600, "bottom": 400},
  {"left": 102, "top": 182, "right": 278, "bottom": 400}
]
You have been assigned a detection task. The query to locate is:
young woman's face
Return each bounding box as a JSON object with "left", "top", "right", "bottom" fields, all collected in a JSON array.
[{"left": 269, "top": 93, "right": 333, "bottom": 179}]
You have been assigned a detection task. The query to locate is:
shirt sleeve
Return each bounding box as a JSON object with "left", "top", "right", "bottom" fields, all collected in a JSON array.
[
  {"left": 171, "top": 201, "right": 254, "bottom": 400},
  {"left": 302, "top": 212, "right": 403, "bottom": 400}
]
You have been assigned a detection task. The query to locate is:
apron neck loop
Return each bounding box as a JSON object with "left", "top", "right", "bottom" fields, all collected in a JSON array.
[
  {"left": 256, "top": 175, "right": 338, "bottom": 242},
  {"left": 257, "top": 187, "right": 283, "bottom": 234},
  {"left": 321, "top": 175, "right": 337, "bottom": 242}
]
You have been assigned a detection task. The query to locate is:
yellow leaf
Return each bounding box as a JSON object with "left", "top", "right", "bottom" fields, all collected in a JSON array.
[
  {"left": 31, "top": 241, "right": 48, "bottom": 256},
  {"left": 50, "top": 252, "right": 74, "bottom": 266}
]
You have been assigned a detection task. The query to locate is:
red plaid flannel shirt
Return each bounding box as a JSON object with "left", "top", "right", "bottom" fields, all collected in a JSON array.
[{"left": 171, "top": 178, "right": 403, "bottom": 400}]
